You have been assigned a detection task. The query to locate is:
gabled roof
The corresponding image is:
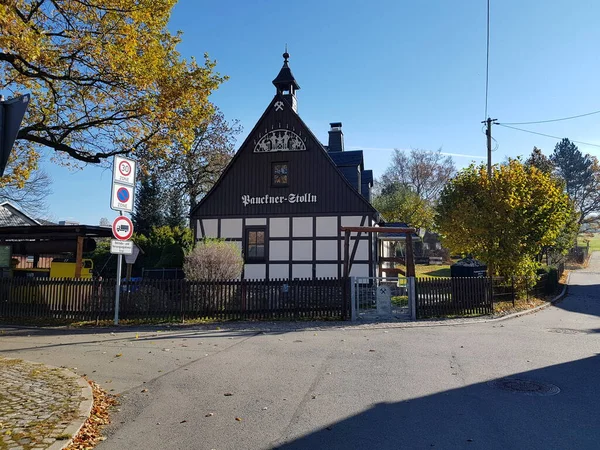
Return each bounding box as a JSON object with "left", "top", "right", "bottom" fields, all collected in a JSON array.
[
  {"left": 362, "top": 170, "right": 373, "bottom": 185},
  {"left": 190, "top": 93, "right": 378, "bottom": 218},
  {"left": 0, "top": 202, "right": 41, "bottom": 227},
  {"left": 327, "top": 151, "right": 365, "bottom": 169}
]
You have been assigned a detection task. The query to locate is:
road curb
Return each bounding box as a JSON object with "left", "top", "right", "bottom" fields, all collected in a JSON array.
[
  {"left": 481, "top": 271, "right": 570, "bottom": 323},
  {"left": 41, "top": 364, "right": 93, "bottom": 450}
]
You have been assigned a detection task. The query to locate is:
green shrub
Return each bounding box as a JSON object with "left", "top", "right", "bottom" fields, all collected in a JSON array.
[{"left": 184, "top": 238, "right": 243, "bottom": 281}]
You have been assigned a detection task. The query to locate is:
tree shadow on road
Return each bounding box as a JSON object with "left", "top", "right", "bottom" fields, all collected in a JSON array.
[
  {"left": 552, "top": 274, "right": 600, "bottom": 320},
  {"left": 275, "top": 354, "right": 600, "bottom": 450}
]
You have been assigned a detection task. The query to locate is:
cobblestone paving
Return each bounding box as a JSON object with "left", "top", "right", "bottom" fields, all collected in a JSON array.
[{"left": 0, "top": 358, "right": 82, "bottom": 450}]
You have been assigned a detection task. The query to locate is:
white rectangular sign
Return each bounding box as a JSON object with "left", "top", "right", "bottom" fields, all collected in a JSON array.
[
  {"left": 111, "top": 182, "right": 135, "bottom": 212},
  {"left": 110, "top": 239, "right": 134, "bottom": 255},
  {"left": 113, "top": 156, "right": 137, "bottom": 186}
]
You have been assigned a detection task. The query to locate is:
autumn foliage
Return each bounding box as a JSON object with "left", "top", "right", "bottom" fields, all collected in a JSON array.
[
  {"left": 435, "top": 160, "right": 576, "bottom": 279},
  {"left": 0, "top": 0, "right": 225, "bottom": 186},
  {"left": 183, "top": 239, "right": 243, "bottom": 281}
]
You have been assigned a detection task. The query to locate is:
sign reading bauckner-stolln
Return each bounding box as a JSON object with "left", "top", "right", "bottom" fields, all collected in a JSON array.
[{"left": 242, "top": 193, "right": 317, "bottom": 206}]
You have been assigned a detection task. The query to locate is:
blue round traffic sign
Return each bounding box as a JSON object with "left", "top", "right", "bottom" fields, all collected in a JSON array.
[{"left": 117, "top": 187, "right": 130, "bottom": 203}]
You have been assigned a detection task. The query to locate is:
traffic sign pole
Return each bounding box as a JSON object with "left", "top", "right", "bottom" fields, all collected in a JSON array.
[
  {"left": 114, "top": 251, "right": 123, "bottom": 326},
  {"left": 110, "top": 157, "right": 136, "bottom": 326}
]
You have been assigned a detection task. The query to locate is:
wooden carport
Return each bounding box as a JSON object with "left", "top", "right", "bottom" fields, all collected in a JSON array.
[
  {"left": 340, "top": 226, "right": 416, "bottom": 319},
  {"left": 0, "top": 225, "right": 113, "bottom": 278}
]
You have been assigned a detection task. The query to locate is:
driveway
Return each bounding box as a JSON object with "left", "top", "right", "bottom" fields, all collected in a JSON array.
[{"left": 1, "top": 254, "right": 599, "bottom": 449}]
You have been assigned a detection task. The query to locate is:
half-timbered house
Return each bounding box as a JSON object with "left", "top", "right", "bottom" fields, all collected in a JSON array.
[{"left": 190, "top": 52, "right": 379, "bottom": 280}]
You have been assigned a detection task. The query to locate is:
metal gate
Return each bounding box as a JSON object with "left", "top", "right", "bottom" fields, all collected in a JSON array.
[{"left": 351, "top": 277, "right": 414, "bottom": 321}]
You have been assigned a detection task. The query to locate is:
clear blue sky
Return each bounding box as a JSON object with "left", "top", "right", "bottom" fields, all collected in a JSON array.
[{"left": 40, "top": 0, "right": 600, "bottom": 224}]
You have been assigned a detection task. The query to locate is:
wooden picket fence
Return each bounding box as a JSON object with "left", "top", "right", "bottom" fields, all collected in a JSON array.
[
  {"left": 0, "top": 277, "right": 344, "bottom": 323},
  {"left": 415, "top": 277, "right": 493, "bottom": 319}
]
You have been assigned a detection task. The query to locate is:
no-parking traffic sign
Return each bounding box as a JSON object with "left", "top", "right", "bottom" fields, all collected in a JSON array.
[
  {"left": 111, "top": 155, "right": 136, "bottom": 212},
  {"left": 112, "top": 216, "right": 134, "bottom": 241},
  {"left": 111, "top": 182, "right": 134, "bottom": 212}
]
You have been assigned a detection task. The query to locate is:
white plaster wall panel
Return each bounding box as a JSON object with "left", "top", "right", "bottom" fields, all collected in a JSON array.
[
  {"left": 316, "top": 264, "right": 338, "bottom": 278},
  {"left": 316, "top": 216, "right": 338, "bottom": 237},
  {"left": 196, "top": 220, "right": 202, "bottom": 239},
  {"left": 220, "top": 218, "right": 242, "bottom": 238},
  {"left": 246, "top": 218, "right": 267, "bottom": 225},
  {"left": 293, "top": 217, "right": 313, "bottom": 237},
  {"left": 316, "top": 240, "right": 338, "bottom": 261},
  {"left": 293, "top": 241, "right": 312, "bottom": 261},
  {"left": 244, "top": 264, "right": 266, "bottom": 280},
  {"left": 292, "top": 264, "right": 312, "bottom": 279},
  {"left": 340, "top": 239, "right": 370, "bottom": 260},
  {"left": 350, "top": 264, "right": 369, "bottom": 278},
  {"left": 340, "top": 215, "right": 363, "bottom": 236},
  {"left": 270, "top": 218, "right": 289, "bottom": 237},
  {"left": 269, "top": 264, "right": 289, "bottom": 279},
  {"left": 355, "top": 240, "right": 369, "bottom": 260},
  {"left": 201, "top": 219, "right": 218, "bottom": 238},
  {"left": 269, "top": 240, "right": 289, "bottom": 261}
]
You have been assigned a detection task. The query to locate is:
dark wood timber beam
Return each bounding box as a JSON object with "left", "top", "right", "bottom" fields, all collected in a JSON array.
[{"left": 340, "top": 226, "right": 416, "bottom": 233}]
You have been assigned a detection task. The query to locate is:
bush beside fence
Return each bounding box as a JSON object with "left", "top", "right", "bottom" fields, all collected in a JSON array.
[
  {"left": 0, "top": 277, "right": 343, "bottom": 323},
  {"left": 416, "top": 267, "right": 564, "bottom": 319}
]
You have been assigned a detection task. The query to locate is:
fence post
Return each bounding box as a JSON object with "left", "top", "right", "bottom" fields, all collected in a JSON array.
[
  {"left": 511, "top": 277, "right": 516, "bottom": 307},
  {"left": 350, "top": 277, "right": 356, "bottom": 321},
  {"left": 408, "top": 277, "right": 416, "bottom": 321},
  {"left": 489, "top": 277, "right": 494, "bottom": 311}
]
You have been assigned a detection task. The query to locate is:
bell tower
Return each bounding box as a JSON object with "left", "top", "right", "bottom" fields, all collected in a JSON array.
[{"left": 272, "top": 49, "right": 300, "bottom": 112}]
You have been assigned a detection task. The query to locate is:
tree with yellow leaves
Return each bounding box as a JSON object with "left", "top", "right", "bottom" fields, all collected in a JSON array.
[
  {"left": 0, "top": 0, "right": 225, "bottom": 187},
  {"left": 435, "top": 159, "right": 576, "bottom": 279}
]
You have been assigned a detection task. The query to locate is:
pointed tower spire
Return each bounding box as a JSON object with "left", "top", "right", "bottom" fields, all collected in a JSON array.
[{"left": 272, "top": 48, "right": 300, "bottom": 112}]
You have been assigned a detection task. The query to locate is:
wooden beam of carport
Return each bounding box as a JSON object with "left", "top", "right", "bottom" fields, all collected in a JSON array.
[
  {"left": 340, "top": 226, "right": 416, "bottom": 277},
  {"left": 339, "top": 226, "right": 417, "bottom": 320}
]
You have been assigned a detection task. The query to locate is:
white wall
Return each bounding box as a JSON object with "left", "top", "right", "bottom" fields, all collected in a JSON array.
[
  {"left": 316, "top": 240, "right": 337, "bottom": 260},
  {"left": 244, "top": 264, "right": 266, "bottom": 280},
  {"left": 316, "top": 264, "right": 338, "bottom": 278},
  {"left": 349, "top": 263, "right": 369, "bottom": 278},
  {"left": 269, "top": 264, "right": 289, "bottom": 279},
  {"left": 246, "top": 218, "right": 266, "bottom": 226},
  {"left": 292, "top": 241, "right": 312, "bottom": 261},
  {"left": 200, "top": 219, "right": 218, "bottom": 238},
  {"left": 292, "top": 264, "right": 312, "bottom": 279},
  {"left": 221, "top": 218, "right": 242, "bottom": 238},
  {"left": 293, "top": 217, "right": 313, "bottom": 237},
  {"left": 270, "top": 218, "right": 289, "bottom": 237},
  {"left": 341, "top": 215, "right": 363, "bottom": 236},
  {"left": 340, "top": 239, "right": 369, "bottom": 260},
  {"left": 316, "top": 216, "right": 337, "bottom": 237},
  {"left": 269, "top": 241, "right": 289, "bottom": 261}
]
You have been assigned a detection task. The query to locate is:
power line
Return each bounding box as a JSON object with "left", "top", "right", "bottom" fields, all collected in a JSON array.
[
  {"left": 484, "top": 0, "right": 490, "bottom": 119},
  {"left": 501, "top": 109, "right": 600, "bottom": 125},
  {"left": 497, "top": 123, "right": 600, "bottom": 148}
]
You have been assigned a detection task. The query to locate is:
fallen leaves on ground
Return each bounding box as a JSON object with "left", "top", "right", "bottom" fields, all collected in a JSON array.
[{"left": 65, "top": 380, "right": 118, "bottom": 450}]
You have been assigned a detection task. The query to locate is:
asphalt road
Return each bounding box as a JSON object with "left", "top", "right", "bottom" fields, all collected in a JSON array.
[{"left": 1, "top": 254, "right": 599, "bottom": 450}]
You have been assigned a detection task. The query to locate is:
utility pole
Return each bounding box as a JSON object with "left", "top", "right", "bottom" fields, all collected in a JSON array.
[{"left": 482, "top": 117, "right": 497, "bottom": 177}]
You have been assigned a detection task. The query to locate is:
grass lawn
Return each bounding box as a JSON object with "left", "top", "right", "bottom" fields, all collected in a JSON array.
[
  {"left": 414, "top": 264, "right": 451, "bottom": 277},
  {"left": 579, "top": 233, "right": 600, "bottom": 252}
]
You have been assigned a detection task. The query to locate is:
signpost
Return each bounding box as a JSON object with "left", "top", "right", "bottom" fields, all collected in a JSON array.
[
  {"left": 111, "top": 182, "right": 134, "bottom": 212},
  {"left": 112, "top": 216, "right": 134, "bottom": 241},
  {"left": 110, "top": 239, "right": 134, "bottom": 255},
  {"left": 110, "top": 155, "right": 136, "bottom": 325}
]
